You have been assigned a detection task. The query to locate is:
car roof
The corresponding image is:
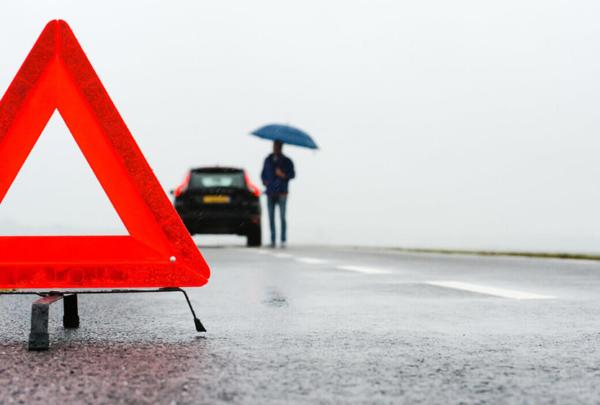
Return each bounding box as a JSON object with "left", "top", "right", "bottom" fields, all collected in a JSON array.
[{"left": 190, "top": 167, "right": 244, "bottom": 174}]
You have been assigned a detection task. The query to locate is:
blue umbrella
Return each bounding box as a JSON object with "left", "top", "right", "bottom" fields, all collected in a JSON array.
[{"left": 250, "top": 124, "right": 318, "bottom": 150}]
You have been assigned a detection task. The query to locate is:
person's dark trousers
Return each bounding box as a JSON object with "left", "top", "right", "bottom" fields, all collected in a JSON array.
[{"left": 267, "top": 194, "right": 288, "bottom": 245}]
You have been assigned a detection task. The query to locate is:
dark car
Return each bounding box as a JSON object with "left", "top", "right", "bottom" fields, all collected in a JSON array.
[{"left": 172, "top": 167, "right": 262, "bottom": 247}]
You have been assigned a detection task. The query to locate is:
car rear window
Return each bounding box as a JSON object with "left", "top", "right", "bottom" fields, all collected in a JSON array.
[{"left": 189, "top": 172, "right": 246, "bottom": 189}]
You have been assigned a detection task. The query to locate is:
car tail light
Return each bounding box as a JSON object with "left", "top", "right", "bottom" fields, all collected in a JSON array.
[
  {"left": 244, "top": 171, "right": 261, "bottom": 197},
  {"left": 174, "top": 172, "right": 190, "bottom": 197}
]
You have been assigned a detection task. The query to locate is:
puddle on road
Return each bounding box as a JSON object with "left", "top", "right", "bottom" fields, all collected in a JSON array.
[{"left": 263, "top": 288, "right": 288, "bottom": 308}]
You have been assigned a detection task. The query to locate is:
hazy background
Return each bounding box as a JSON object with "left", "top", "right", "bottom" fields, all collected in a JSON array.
[{"left": 0, "top": 1, "right": 599, "bottom": 252}]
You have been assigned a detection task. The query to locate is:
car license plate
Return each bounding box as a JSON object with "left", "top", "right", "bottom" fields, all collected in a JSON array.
[{"left": 203, "top": 195, "right": 230, "bottom": 204}]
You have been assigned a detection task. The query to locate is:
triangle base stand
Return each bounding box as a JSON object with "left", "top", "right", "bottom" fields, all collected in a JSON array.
[{"left": 0, "top": 288, "right": 206, "bottom": 351}]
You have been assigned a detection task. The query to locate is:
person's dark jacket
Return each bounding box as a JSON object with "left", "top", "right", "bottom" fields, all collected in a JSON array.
[{"left": 261, "top": 153, "right": 295, "bottom": 195}]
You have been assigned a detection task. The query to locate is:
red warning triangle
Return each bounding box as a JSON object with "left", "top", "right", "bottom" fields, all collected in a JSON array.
[{"left": 0, "top": 20, "right": 210, "bottom": 288}]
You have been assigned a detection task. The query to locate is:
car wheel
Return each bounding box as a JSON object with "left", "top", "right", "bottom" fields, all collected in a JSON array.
[{"left": 247, "top": 225, "right": 262, "bottom": 247}]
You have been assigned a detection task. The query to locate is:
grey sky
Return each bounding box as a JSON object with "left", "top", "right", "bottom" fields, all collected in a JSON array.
[{"left": 1, "top": 1, "right": 599, "bottom": 252}]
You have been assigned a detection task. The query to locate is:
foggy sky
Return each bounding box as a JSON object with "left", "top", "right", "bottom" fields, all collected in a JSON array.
[{"left": 1, "top": 1, "right": 599, "bottom": 252}]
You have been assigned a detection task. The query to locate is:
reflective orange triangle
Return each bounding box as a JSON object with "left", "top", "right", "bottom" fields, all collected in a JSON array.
[{"left": 0, "top": 20, "right": 210, "bottom": 288}]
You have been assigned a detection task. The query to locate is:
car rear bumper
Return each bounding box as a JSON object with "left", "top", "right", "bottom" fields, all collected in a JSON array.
[{"left": 178, "top": 211, "right": 260, "bottom": 235}]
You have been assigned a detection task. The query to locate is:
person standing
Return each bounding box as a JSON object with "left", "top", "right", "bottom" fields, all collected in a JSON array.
[{"left": 261, "top": 140, "right": 295, "bottom": 247}]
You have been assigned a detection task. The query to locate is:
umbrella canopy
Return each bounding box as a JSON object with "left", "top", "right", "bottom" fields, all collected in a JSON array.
[{"left": 250, "top": 124, "right": 318, "bottom": 150}]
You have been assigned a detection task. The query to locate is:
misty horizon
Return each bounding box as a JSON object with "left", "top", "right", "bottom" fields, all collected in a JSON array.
[{"left": 1, "top": 1, "right": 599, "bottom": 253}]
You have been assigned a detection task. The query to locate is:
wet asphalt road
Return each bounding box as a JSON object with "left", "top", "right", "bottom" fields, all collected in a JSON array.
[{"left": 2, "top": 245, "right": 600, "bottom": 404}]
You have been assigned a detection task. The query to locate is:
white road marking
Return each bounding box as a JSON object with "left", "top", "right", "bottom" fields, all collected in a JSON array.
[
  {"left": 296, "top": 257, "right": 329, "bottom": 265},
  {"left": 336, "top": 265, "right": 392, "bottom": 274},
  {"left": 425, "top": 281, "right": 556, "bottom": 300},
  {"left": 272, "top": 253, "right": 293, "bottom": 259}
]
